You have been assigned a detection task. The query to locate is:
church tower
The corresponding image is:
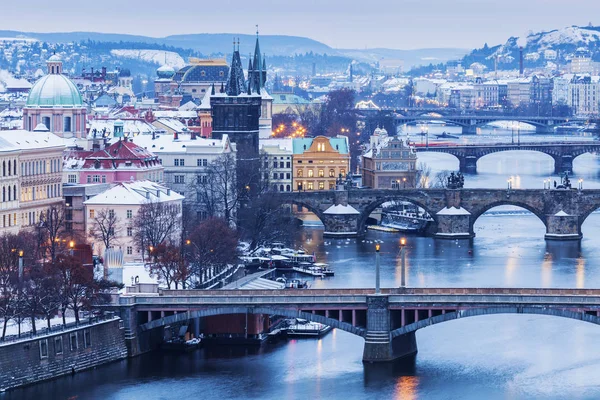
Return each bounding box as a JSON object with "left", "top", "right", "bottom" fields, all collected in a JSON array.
[{"left": 246, "top": 28, "right": 272, "bottom": 139}]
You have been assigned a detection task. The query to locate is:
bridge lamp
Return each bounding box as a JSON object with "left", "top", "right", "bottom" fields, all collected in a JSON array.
[
  {"left": 400, "top": 238, "right": 407, "bottom": 288},
  {"left": 375, "top": 243, "right": 381, "bottom": 294}
]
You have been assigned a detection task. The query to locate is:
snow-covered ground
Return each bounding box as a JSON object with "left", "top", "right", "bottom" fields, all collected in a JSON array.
[
  {"left": 2, "top": 316, "right": 77, "bottom": 337},
  {"left": 110, "top": 49, "right": 186, "bottom": 69}
]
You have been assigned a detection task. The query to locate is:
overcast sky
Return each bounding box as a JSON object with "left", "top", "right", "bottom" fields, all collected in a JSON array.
[{"left": 1, "top": 0, "right": 599, "bottom": 49}]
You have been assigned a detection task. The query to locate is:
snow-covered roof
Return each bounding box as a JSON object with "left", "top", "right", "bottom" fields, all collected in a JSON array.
[
  {"left": 131, "top": 133, "right": 233, "bottom": 155},
  {"left": 555, "top": 210, "right": 570, "bottom": 217},
  {"left": 153, "top": 118, "right": 189, "bottom": 132},
  {"left": 436, "top": 207, "right": 471, "bottom": 216},
  {"left": 259, "top": 138, "right": 293, "bottom": 153},
  {"left": 323, "top": 204, "right": 360, "bottom": 215},
  {"left": 84, "top": 180, "right": 184, "bottom": 206},
  {"left": 0, "top": 130, "right": 65, "bottom": 152}
]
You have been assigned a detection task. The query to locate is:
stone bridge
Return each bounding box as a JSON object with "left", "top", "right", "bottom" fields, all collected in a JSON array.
[
  {"left": 394, "top": 115, "right": 590, "bottom": 135},
  {"left": 273, "top": 188, "right": 600, "bottom": 239},
  {"left": 414, "top": 142, "right": 600, "bottom": 173},
  {"left": 115, "top": 288, "right": 600, "bottom": 363}
]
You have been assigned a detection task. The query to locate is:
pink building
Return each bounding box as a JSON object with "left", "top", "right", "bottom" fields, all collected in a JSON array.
[{"left": 63, "top": 138, "right": 164, "bottom": 185}]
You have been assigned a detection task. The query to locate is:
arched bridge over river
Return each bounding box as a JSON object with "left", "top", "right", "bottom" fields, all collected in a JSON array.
[
  {"left": 272, "top": 188, "right": 600, "bottom": 239},
  {"left": 414, "top": 142, "right": 600, "bottom": 173},
  {"left": 115, "top": 288, "right": 600, "bottom": 363}
]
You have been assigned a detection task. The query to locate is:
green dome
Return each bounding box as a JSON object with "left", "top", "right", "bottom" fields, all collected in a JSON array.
[{"left": 26, "top": 74, "right": 84, "bottom": 108}]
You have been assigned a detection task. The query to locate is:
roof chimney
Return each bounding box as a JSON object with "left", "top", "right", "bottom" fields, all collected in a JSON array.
[{"left": 519, "top": 46, "right": 524, "bottom": 76}]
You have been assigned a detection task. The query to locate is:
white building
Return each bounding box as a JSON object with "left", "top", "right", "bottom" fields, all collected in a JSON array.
[
  {"left": 130, "top": 133, "right": 235, "bottom": 201},
  {"left": 507, "top": 78, "right": 532, "bottom": 107},
  {"left": 84, "top": 181, "right": 184, "bottom": 262},
  {"left": 0, "top": 129, "right": 65, "bottom": 233},
  {"left": 568, "top": 75, "right": 600, "bottom": 116},
  {"left": 260, "top": 138, "right": 293, "bottom": 192}
]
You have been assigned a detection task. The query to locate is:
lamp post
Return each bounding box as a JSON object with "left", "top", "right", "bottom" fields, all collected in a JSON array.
[
  {"left": 68, "top": 240, "right": 75, "bottom": 256},
  {"left": 400, "top": 237, "right": 406, "bottom": 288},
  {"left": 403, "top": 177, "right": 407, "bottom": 189},
  {"left": 375, "top": 244, "right": 381, "bottom": 294},
  {"left": 18, "top": 250, "right": 23, "bottom": 282},
  {"left": 578, "top": 178, "right": 583, "bottom": 190}
]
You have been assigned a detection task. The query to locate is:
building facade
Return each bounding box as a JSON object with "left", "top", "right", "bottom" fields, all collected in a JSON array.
[
  {"left": 84, "top": 181, "right": 184, "bottom": 262},
  {"left": 361, "top": 128, "right": 418, "bottom": 189},
  {"left": 292, "top": 136, "right": 350, "bottom": 191},
  {"left": 260, "top": 138, "right": 293, "bottom": 192}
]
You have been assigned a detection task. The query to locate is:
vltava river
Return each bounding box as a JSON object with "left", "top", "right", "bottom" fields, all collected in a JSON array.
[{"left": 7, "top": 127, "right": 600, "bottom": 399}]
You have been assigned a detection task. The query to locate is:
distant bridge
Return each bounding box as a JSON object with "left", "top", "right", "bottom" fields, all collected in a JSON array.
[
  {"left": 116, "top": 287, "right": 600, "bottom": 362},
  {"left": 414, "top": 141, "right": 600, "bottom": 173},
  {"left": 272, "top": 188, "right": 600, "bottom": 239},
  {"left": 395, "top": 115, "right": 590, "bottom": 135}
]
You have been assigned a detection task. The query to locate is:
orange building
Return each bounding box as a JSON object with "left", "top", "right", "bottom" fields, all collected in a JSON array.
[{"left": 292, "top": 136, "right": 350, "bottom": 191}]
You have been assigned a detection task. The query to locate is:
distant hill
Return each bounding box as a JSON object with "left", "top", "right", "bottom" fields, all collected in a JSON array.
[
  {"left": 0, "top": 30, "right": 467, "bottom": 69},
  {"left": 460, "top": 25, "right": 600, "bottom": 71}
]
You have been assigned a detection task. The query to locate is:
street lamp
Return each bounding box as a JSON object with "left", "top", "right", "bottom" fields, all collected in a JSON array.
[
  {"left": 403, "top": 177, "right": 407, "bottom": 189},
  {"left": 578, "top": 178, "right": 583, "bottom": 190},
  {"left": 375, "top": 243, "right": 381, "bottom": 294},
  {"left": 69, "top": 240, "right": 75, "bottom": 256},
  {"left": 400, "top": 238, "right": 407, "bottom": 288}
]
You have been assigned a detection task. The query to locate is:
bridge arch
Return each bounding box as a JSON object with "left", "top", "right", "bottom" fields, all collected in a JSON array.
[
  {"left": 469, "top": 201, "right": 547, "bottom": 233},
  {"left": 137, "top": 306, "right": 366, "bottom": 337},
  {"left": 475, "top": 149, "right": 557, "bottom": 171},
  {"left": 276, "top": 198, "right": 327, "bottom": 225},
  {"left": 357, "top": 195, "right": 440, "bottom": 234},
  {"left": 390, "top": 307, "right": 600, "bottom": 338}
]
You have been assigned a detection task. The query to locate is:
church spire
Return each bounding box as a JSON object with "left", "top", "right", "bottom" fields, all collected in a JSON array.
[{"left": 225, "top": 39, "right": 247, "bottom": 96}]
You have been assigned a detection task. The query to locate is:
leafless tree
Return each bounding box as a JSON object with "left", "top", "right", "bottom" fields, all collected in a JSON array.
[
  {"left": 433, "top": 170, "right": 451, "bottom": 188},
  {"left": 89, "top": 208, "right": 122, "bottom": 254},
  {"left": 132, "top": 200, "right": 182, "bottom": 260},
  {"left": 39, "top": 205, "right": 65, "bottom": 261},
  {"left": 416, "top": 162, "right": 432, "bottom": 188}
]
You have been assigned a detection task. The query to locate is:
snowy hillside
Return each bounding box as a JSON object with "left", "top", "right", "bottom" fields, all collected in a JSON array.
[{"left": 110, "top": 49, "right": 186, "bottom": 69}]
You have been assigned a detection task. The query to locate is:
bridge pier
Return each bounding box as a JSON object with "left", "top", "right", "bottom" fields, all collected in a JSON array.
[
  {"left": 458, "top": 156, "right": 478, "bottom": 173},
  {"left": 435, "top": 207, "right": 474, "bottom": 239},
  {"left": 362, "top": 296, "right": 418, "bottom": 363},
  {"left": 554, "top": 155, "right": 574, "bottom": 174},
  {"left": 322, "top": 212, "right": 361, "bottom": 238},
  {"left": 462, "top": 125, "right": 477, "bottom": 135},
  {"left": 545, "top": 213, "right": 582, "bottom": 241}
]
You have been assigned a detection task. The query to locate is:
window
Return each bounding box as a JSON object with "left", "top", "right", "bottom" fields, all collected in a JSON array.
[
  {"left": 70, "top": 333, "right": 78, "bottom": 351},
  {"left": 318, "top": 169, "right": 324, "bottom": 177},
  {"left": 307, "top": 182, "right": 314, "bottom": 190},
  {"left": 174, "top": 175, "right": 185, "bottom": 184},
  {"left": 84, "top": 330, "right": 92, "bottom": 348},
  {"left": 286, "top": 162, "right": 291, "bottom": 168},
  {"left": 174, "top": 159, "right": 180, "bottom": 166},
  {"left": 108, "top": 210, "right": 115, "bottom": 219},
  {"left": 127, "top": 246, "right": 133, "bottom": 255},
  {"left": 179, "top": 159, "right": 185, "bottom": 166},
  {"left": 197, "top": 159, "right": 208, "bottom": 167},
  {"left": 273, "top": 173, "right": 278, "bottom": 180},
  {"left": 93, "top": 175, "right": 100, "bottom": 183},
  {"left": 39, "top": 339, "right": 49, "bottom": 359},
  {"left": 89, "top": 210, "right": 95, "bottom": 219},
  {"left": 286, "top": 173, "right": 291, "bottom": 179},
  {"left": 55, "top": 337, "right": 63, "bottom": 355},
  {"left": 329, "top": 182, "right": 336, "bottom": 190},
  {"left": 297, "top": 170, "right": 303, "bottom": 178},
  {"left": 68, "top": 174, "right": 77, "bottom": 183},
  {"left": 340, "top": 169, "right": 346, "bottom": 176},
  {"left": 64, "top": 116, "right": 72, "bottom": 132},
  {"left": 308, "top": 170, "right": 314, "bottom": 178},
  {"left": 318, "top": 181, "right": 325, "bottom": 190},
  {"left": 126, "top": 209, "right": 133, "bottom": 219},
  {"left": 329, "top": 169, "right": 335, "bottom": 177},
  {"left": 87, "top": 176, "right": 92, "bottom": 183},
  {"left": 101, "top": 175, "right": 106, "bottom": 183},
  {"left": 127, "top": 227, "right": 133, "bottom": 236}
]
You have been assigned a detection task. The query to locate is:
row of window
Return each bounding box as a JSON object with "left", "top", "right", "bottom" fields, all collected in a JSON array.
[
  {"left": 2, "top": 185, "right": 17, "bottom": 202},
  {"left": 297, "top": 169, "right": 345, "bottom": 178},
  {"left": 2, "top": 213, "right": 17, "bottom": 228},
  {"left": 20, "top": 158, "right": 61, "bottom": 177},
  {"left": 39, "top": 330, "right": 91, "bottom": 359},
  {"left": 2, "top": 159, "right": 17, "bottom": 178},
  {"left": 89, "top": 209, "right": 134, "bottom": 219},
  {"left": 264, "top": 161, "right": 292, "bottom": 169},
  {"left": 297, "top": 182, "right": 336, "bottom": 191},
  {"left": 21, "top": 184, "right": 61, "bottom": 202}
]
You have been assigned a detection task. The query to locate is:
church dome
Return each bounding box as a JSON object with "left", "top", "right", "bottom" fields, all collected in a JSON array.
[
  {"left": 26, "top": 74, "right": 84, "bottom": 108},
  {"left": 156, "top": 64, "right": 175, "bottom": 79},
  {"left": 47, "top": 53, "right": 62, "bottom": 62}
]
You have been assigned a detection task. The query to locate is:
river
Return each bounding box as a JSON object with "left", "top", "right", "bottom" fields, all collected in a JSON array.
[{"left": 6, "top": 126, "right": 600, "bottom": 399}]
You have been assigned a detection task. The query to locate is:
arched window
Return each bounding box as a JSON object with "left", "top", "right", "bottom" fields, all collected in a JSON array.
[
  {"left": 13, "top": 160, "right": 16, "bottom": 176},
  {"left": 7, "top": 161, "right": 10, "bottom": 176},
  {"left": 297, "top": 170, "right": 303, "bottom": 178},
  {"left": 13, "top": 185, "right": 16, "bottom": 201},
  {"left": 286, "top": 185, "right": 291, "bottom": 192},
  {"left": 280, "top": 185, "right": 284, "bottom": 192},
  {"left": 2, "top": 187, "right": 5, "bottom": 202},
  {"left": 2, "top": 161, "right": 5, "bottom": 177}
]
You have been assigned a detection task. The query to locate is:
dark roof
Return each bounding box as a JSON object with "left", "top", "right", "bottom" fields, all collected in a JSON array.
[
  {"left": 173, "top": 65, "right": 229, "bottom": 83},
  {"left": 225, "top": 50, "right": 247, "bottom": 96}
]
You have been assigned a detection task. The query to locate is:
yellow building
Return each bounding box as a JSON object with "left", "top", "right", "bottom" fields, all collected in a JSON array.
[{"left": 292, "top": 136, "right": 350, "bottom": 191}]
